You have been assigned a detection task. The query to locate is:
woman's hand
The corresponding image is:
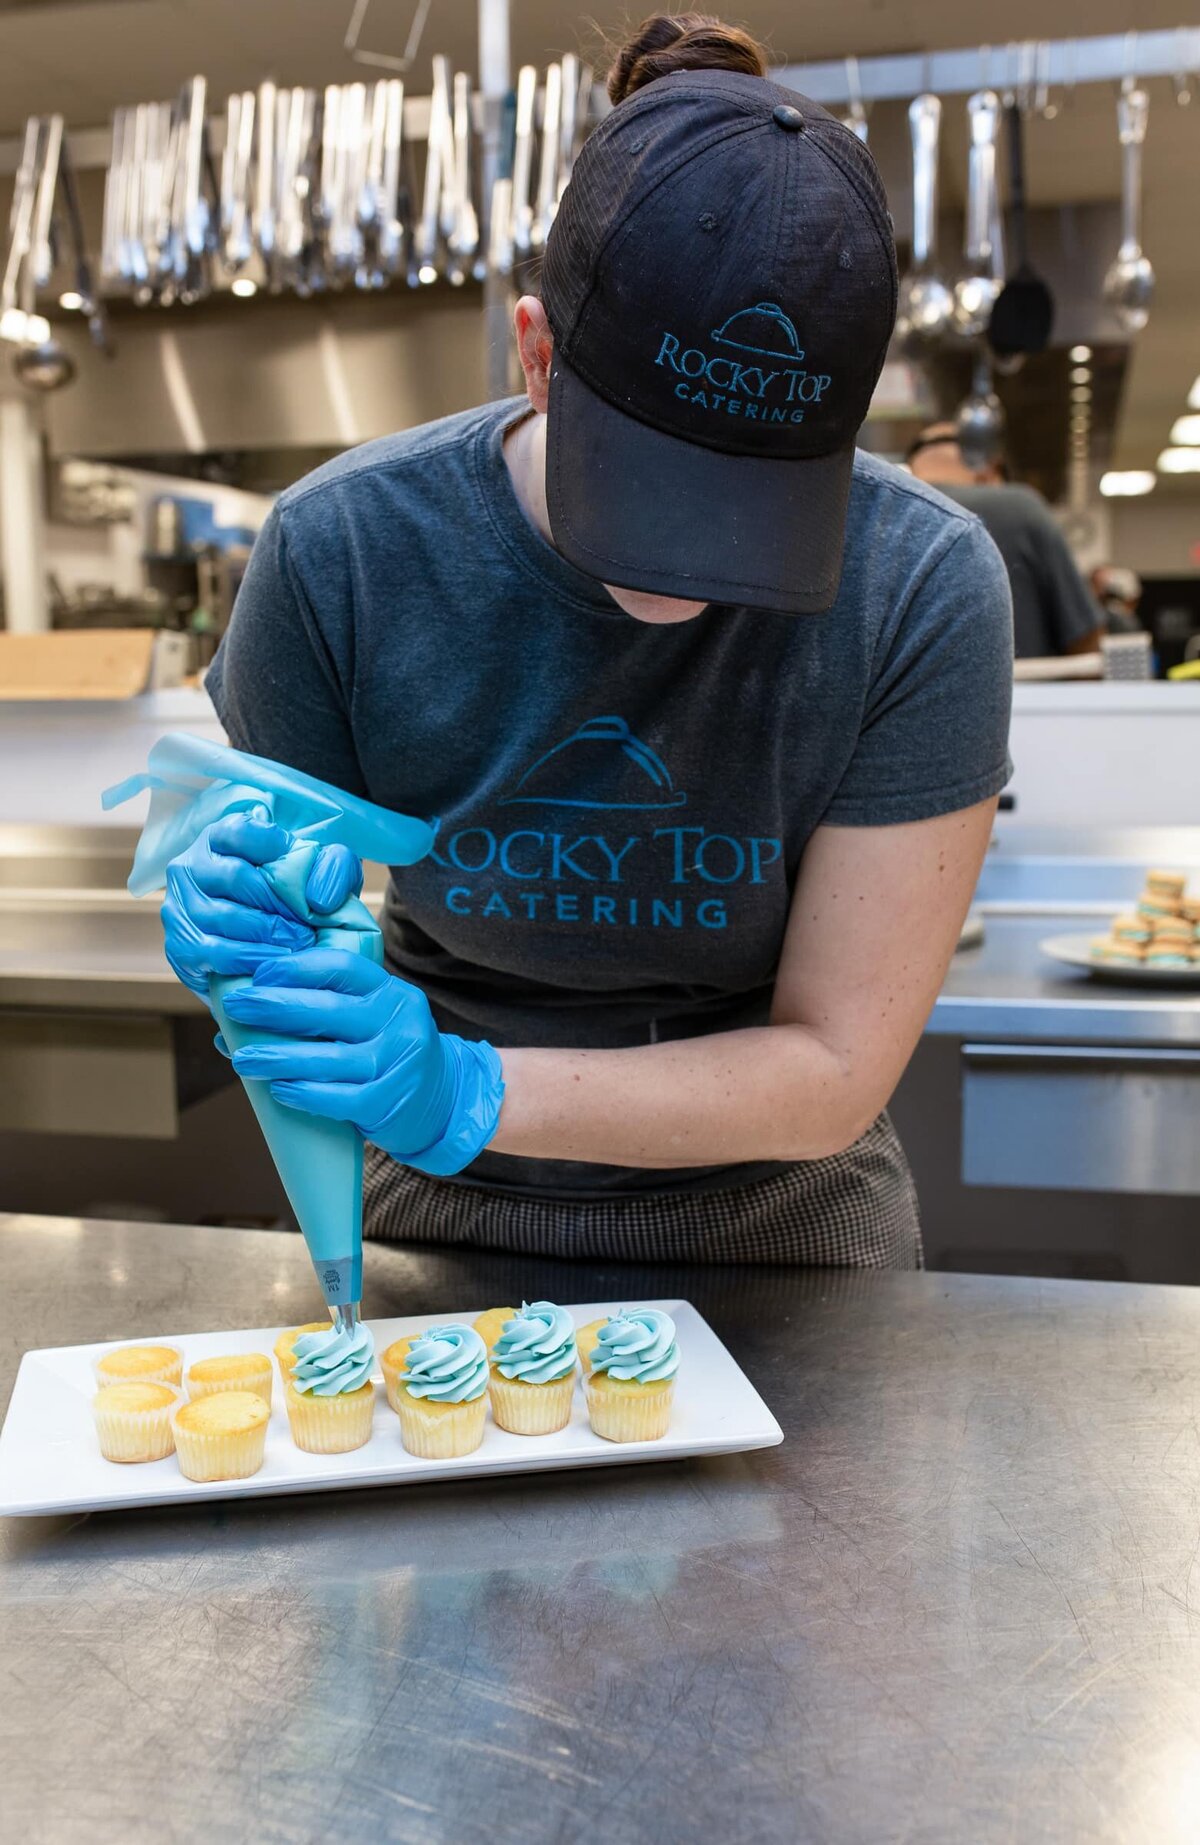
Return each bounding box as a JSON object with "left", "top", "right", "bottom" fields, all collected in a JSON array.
[
  {"left": 221, "top": 949, "right": 505, "bottom": 1174},
  {"left": 162, "top": 812, "right": 362, "bottom": 999}
]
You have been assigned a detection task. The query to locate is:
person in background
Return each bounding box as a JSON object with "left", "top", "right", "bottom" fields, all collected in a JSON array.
[
  {"left": 1090, "top": 564, "right": 1143, "bottom": 635},
  {"left": 907, "top": 422, "right": 1104, "bottom": 659}
]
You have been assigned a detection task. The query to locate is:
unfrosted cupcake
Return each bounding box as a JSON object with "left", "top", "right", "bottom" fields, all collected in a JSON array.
[
  {"left": 381, "top": 1335, "right": 419, "bottom": 1413},
  {"left": 186, "top": 1353, "right": 273, "bottom": 1407},
  {"left": 174, "top": 1392, "right": 270, "bottom": 1481},
  {"left": 472, "top": 1307, "right": 517, "bottom": 1357},
  {"left": 585, "top": 1310, "right": 679, "bottom": 1444},
  {"left": 396, "top": 1324, "right": 488, "bottom": 1459},
  {"left": 576, "top": 1319, "right": 608, "bottom": 1378},
  {"left": 95, "top": 1343, "right": 183, "bottom": 1390},
  {"left": 93, "top": 1381, "right": 178, "bottom": 1463},
  {"left": 274, "top": 1321, "right": 333, "bottom": 1380},
  {"left": 488, "top": 1301, "right": 577, "bottom": 1435},
  {"left": 284, "top": 1322, "right": 376, "bottom": 1454}
]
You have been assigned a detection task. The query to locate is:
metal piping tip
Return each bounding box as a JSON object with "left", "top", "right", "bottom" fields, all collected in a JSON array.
[{"left": 335, "top": 1302, "right": 360, "bottom": 1336}]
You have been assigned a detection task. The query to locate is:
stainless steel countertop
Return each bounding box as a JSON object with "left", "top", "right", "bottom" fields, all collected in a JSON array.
[{"left": 4, "top": 1212, "right": 1200, "bottom": 1843}]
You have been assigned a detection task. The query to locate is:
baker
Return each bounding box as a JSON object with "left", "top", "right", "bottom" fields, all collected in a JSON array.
[{"left": 164, "top": 13, "right": 1013, "bottom": 1270}]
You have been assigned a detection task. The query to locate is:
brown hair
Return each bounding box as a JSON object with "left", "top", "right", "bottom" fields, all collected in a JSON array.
[{"left": 607, "top": 12, "right": 769, "bottom": 106}]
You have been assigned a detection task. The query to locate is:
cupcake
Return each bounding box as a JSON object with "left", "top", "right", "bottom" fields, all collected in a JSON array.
[
  {"left": 284, "top": 1321, "right": 376, "bottom": 1454},
  {"left": 576, "top": 1319, "right": 608, "bottom": 1378},
  {"left": 472, "top": 1307, "right": 517, "bottom": 1356},
  {"left": 1111, "top": 915, "right": 1152, "bottom": 946},
  {"left": 274, "top": 1321, "right": 332, "bottom": 1380},
  {"left": 93, "top": 1382, "right": 178, "bottom": 1463},
  {"left": 381, "top": 1336, "right": 418, "bottom": 1413},
  {"left": 1146, "top": 870, "right": 1187, "bottom": 901},
  {"left": 173, "top": 1392, "right": 270, "bottom": 1481},
  {"left": 396, "top": 1324, "right": 488, "bottom": 1459},
  {"left": 186, "top": 1353, "right": 273, "bottom": 1406},
  {"left": 1145, "top": 944, "right": 1194, "bottom": 969},
  {"left": 1099, "top": 937, "right": 1144, "bottom": 964},
  {"left": 95, "top": 1343, "right": 183, "bottom": 1389},
  {"left": 1138, "top": 895, "right": 1184, "bottom": 920},
  {"left": 488, "top": 1301, "right": 577, "bottom": 1435},
  {"left": 585, "top": 1310, "right": 679, "bottom": 1444}
]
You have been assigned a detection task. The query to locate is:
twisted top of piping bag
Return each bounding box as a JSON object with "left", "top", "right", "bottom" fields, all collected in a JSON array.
[{"left": 102, "top": 733, "right": 435, "bottom": 894}]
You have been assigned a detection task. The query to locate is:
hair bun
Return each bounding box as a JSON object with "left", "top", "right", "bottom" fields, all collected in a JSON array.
[{"left": 607, "top": 12, "right": 769, "bottom": 106}]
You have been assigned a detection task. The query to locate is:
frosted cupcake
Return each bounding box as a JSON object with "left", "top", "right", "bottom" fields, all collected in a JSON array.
[
  {"left": 174, "top": 1391, "right": 270, "bottom": 1481},
  {"left": 284, "top": 1322, "right": 376, "bottom": 1454},
  {"left": 585, "top": 1310, "right": 679, "bottom": 1443},
  {"left": 396, "top": 1324, "right": 488, "bottom": 1459},
  {"left": 274, "top": 1321, "right": 333, "bottom": 1380},
  {"left": 488, "top": 1302, "right": 577, "bottom": 1435},
  {"left": 186, "top": 1353, "right": 273, "bottom": 1407},
  {"left": 95, "top": 1343, "right": 183, "bottom": 1390},
  {"left": 472, "top": 1307, "right": 517, "bottom": 1357},
  {"left": 93, "top": 1381, "right": 178, "bottom": 1463}
]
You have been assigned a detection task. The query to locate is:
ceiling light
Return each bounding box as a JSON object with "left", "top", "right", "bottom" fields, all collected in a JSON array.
[
  {"left": 1188, "top": 376, "right": 1200, "bottom": 410},
  {"left": 1069, "top": 345, "right": 1092, "bottom": 363},
  {"left": 1071, "top": 385, "right": 1091, "bottom": 403},
  {"left": 1168, "top": 413, "right": 1200, "bottom": 445},
  {"left": 1100, "top": 470, "right": 1155, "bottom": 496},
  {"left": 58, "top": 290, "right": 84, "bottom": 311},
  {"left": 230, "top": 277, "right": 257, "bottom": 298},
  {"left": 1157, "top": 447, "right": 1200, "bottom": 473},
  {"left": 1070, "top": 366, "right": 1091, "bottom": 384},
  {"left": 417, "top": 263, "right": 437, "bottom": 285}
]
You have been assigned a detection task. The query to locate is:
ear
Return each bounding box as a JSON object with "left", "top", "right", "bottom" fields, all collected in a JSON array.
[{"left": 514, "top": 296, "right": 554, "bottom": 415}]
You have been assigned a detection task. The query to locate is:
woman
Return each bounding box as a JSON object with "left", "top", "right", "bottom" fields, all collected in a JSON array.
[{"left": 169, "top": 15, "right": 1013, "bottom": 1269}]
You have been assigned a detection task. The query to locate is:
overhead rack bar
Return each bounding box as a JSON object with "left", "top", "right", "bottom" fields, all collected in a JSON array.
[{"left": 777, "top": 26, "right": 1200, "bottom": 107}]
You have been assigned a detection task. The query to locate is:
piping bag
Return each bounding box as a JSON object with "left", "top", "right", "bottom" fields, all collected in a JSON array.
[{"left": 103, "top": 734, "right": 435, "bottom": 1329}]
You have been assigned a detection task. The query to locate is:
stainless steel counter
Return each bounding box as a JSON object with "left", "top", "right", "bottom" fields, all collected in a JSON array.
[{"left": 4, "top": 1213, "right": 1200, "bottom": 1843}]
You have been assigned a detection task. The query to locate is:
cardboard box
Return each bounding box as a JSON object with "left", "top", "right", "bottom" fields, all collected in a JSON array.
[{"left": 0, "top": 630, "right": 188, "bottom": 699}]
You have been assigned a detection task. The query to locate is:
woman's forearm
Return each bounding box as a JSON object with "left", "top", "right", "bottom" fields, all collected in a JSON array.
[{"left": 489, "top": 1027, "right": 878, "bottom": 1169}]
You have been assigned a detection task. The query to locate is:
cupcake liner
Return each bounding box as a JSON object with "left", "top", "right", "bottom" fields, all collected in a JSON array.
[
  {"left": 488, "top": 1371, "right": 576, "bottom": 1435},
  {"left": 93, "top": 1346, "right": 183, "bottom": 1390},
  {"left": 186, "top": 1357, "right": 273, "bottom": 1406},
  {"left": 395, "top": 1391, "right": 487, "bottom": 1460},
  {"left": 93, "top": 1388, "right": 178, "bottom": 1464},
  {"left": 585, "top": 1376, "right": 675, "bottom": 1443},
  {"left": 172, "top": 1404, "right": 269, "bottom": 1482},
  {"left": 285, "top": 1381, "right": 375, "bottom": 1454}
]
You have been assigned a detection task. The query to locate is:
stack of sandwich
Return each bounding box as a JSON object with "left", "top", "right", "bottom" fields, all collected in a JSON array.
[{"left": 1091, "top": 870, "right": 1200, "bottom": 969}]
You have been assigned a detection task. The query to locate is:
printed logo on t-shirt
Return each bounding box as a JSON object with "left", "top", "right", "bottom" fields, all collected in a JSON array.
[
  {"left": 421, "top": 716, "right": 783, "bottom": 935},
  {"left": 654, "top": 301, "right": 832, "bottom": 426}
]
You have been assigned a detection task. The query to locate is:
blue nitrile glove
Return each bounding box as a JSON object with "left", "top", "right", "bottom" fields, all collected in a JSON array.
[
  {"left": 162, "top": 810, "right": 363, "bottom": 1000},
  {"left": 221, "top": 948, "right": 505, "bottom": 1175}
]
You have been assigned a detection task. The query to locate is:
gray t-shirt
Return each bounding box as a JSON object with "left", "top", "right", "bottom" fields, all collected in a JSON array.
[
  {"left": 934, "top": 482, "right": 1102, "bottom": 658},
  {"left": 207, "top": 399, "right": 1013, "bottom": 1198}
]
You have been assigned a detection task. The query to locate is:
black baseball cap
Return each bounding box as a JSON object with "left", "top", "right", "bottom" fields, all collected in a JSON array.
[{"left": 541, "top": 69, "right": 898, "bottom": 614}]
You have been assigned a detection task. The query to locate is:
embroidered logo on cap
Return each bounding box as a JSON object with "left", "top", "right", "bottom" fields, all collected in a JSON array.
[{"left": 653, "top": 300, "right": 832, "bottom": 424}]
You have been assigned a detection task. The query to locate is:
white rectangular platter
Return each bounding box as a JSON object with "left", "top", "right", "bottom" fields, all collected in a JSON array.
[{"left": 0, "top": 1300, "right": 782, "bottom": 1516}]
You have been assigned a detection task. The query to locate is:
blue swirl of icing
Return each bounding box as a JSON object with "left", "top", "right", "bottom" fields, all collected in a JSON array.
[
  {"left": 402, "top": 1324, "right": 488, "bottom": 1402},
  {"left": 292, "top": 1322, "right": 375, "bottom": 1396},
  {"left": 590, "top": 1310, "right": 679, "bottom": 1383},
  {"left": 492, "top": 1301, "right": 577, "bottom": 1384}
]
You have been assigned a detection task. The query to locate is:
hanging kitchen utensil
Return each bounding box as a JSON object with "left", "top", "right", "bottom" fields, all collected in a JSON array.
[
  {"left": 446, "top": 71, "right": 480, "bottom": 285},
  {"left": 413, "top": 59, "right": 449, "bottom": 283},
  {"left": 532, "top": 61, "right": 562, "bottom": 248},
  {"left": 955, "top": 348, "right": 1004, "bottom": 471},
  {"left": 1, "top": 120, "right": 39, "bottom": 340},
  {"left": 840, "top": 56, "right": 869, "bottom": 143},
  {"left": 952, "top": 90, "right": 1003, "bottom": 340},
  {"left": 556, "top": 53, "right": 580, "bottom": 207},
  {"left": 1101, "top": 84, "right": 1154, "bottom": 332},
  {"left": 59, "top": 140, "right": 113, "bottom": 355},
  {"left": 375, "top": 78, "right": 406, "bottom": 282},
  {"left": 989, "top": 102, "right": 1054, "bottom": 357},
  {"left": 13, "top": 117, "right": 75, "bottom": 392},
  {"left": 485, "top": 84, "right": 517, "bottom": 281},
  {"left": 509, "top": 65, "right": 537, "bottom": 263},
  {"left": 894, "top": 94, "right": 953, "bottom": 355}
]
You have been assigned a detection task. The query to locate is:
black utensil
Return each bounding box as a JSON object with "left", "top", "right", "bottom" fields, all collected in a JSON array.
[{"left": 989, "top": 103, "right": 1054, "bottom": 357}]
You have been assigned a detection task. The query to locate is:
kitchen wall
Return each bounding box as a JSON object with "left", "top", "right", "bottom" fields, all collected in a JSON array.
[{"left": 1110, "top": 496, "right": 1200, "bottom": 577}]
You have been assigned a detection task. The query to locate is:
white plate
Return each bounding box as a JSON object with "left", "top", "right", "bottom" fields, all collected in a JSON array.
[
  {"left": 1041, "top": 932, "right": 1200, "bottom": 987},
  {"left": 0, "top": 1301, "right": 782, "bottom": 1517}
]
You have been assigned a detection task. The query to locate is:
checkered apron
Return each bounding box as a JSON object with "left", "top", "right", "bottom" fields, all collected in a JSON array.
[{"left": 363, "top": 1110, "right": 922, "bottom": 1269}]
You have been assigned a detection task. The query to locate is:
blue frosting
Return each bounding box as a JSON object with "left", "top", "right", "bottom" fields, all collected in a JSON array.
[
  {"left": 402, "top": 1324, "right": 488, "bottom": 1402},
  {"left": 590, "top": 1310, "right": 679, "bottom": 1384},
  {"left": 292, "top": 1321, "right": 375, "bottom": 1396},
  {"left": 492, "top": 1301, "right": 577, "bottom": 1384}
]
